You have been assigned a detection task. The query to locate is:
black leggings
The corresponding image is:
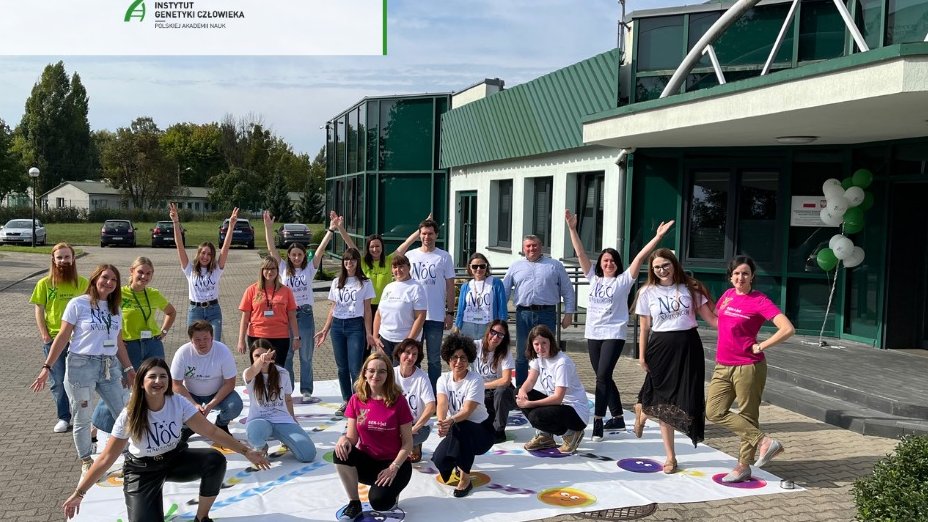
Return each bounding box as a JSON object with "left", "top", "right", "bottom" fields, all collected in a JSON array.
[
  {"left": 587, "top": 339, "right": 625, "bottom": 417},
  {"left": 520, "top": 389, "right": 587, "bottom": 435},
  {"left": 334, "top": 449, "right": 412, "bottom": 510},
  {"left": 431, "top": 419, "right": 494, "bottom": 482},
  {"left": 123, "top": 446, "right": 226, "bottom": 522}
]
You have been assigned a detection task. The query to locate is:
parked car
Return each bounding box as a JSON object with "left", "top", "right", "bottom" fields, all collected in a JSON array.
[
  {"left": 275, "top": 223, "right": 313, "bottom": 248},
  {"left": 150, "top": 221, "right": 186, "bottom": 248},
  {"left": 219, "top": 218, "right": 255, "bottom": 249},
  {"left": 100, "top": 219, "right": 137, "bottom": 247},
  {"left": 0, "top": 219, "right": 46, "bottom": 245}
]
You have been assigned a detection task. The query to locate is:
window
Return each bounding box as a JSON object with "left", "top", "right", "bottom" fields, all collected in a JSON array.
[
  {"left": 686, "top": 168, "right": 780, "bottom": 265},
  {"left": 576, "top": 172, "right": 605, "bottom": 254},
  {"left": 491, "top": 179, "right": 513, "bottom": 248},
  {"left": 194, "top": 202, "right": 200, "bottom": 211},
  {"left": 56, "top": 197, "right": 64, "bottom": 208},
  {"left": 526, "top": 176, "right": 553, "bottom": 252}
]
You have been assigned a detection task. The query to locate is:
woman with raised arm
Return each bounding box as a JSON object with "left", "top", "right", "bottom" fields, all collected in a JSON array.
[
  {"left": 262, "top": 210, "right": 336, "bottom": 402},
  {"left": 707, "top": 255, "right": 795, "bottom": 483},
  {"left": 61, "top": 358, "right": 269, "bottom": 522},
  {"left": 170, "top": 203, "right": 238, "bottom": 342},
  {"left": 634, "top": 248, "right": 717, "bottom": 474},
  {"left": 565, "top": 210, "right": 673, "bottom": 441}
]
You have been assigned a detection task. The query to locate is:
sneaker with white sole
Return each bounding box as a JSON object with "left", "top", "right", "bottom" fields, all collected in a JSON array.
[
  {"left": 523, "top": 433, "right": 556, "bottom": 451},
  {"left": 558, "top": 429, "right": 584, "bottom": 454},
  {"left": 335, "top": 402, "right": 347, "bottom": 417},
  {"left": 302, "top": 392, "right": 321, "bottom": 404},
  {"left": 53, "top": 419, "right": 70, "bottom": 433},
  {"left": 591, "top": 418, "right": 604, "bottom": 441},
  {"left": 339, "top": 500, "right": 363, "bottom": 520}
]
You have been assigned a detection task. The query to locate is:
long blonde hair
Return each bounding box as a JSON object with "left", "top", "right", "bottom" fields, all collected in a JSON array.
[{"left": 353, "top": 352, "right": 402, "bottom": 407}]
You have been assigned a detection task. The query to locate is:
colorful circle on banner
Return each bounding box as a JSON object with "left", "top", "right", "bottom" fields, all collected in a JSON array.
[
  {"left": 711, "top": 473, "right": 767, "bottom": 489},
  {"left": 96, "top": 470, "right": 123, "bottom": 487},
  {"left": 436, "top": 470, "right": 491, "bottom": 488},
  {"left": 529, "top": 447, "right": 571, "bottom": 458},
  {"left": 357, "top": 484, "right": 370, "bottom": 501},
  {"left": 211, "top": 443, "right": 236, "bottom": 454},
  {"left": 507, "top": 415, "right": 528, "bottom": 426},
  {"left": 336, "top": 502, "right": 406, "bottom": 521},
  {"left": 537, "top": 487, "right": 596, "bottom": 508},
  {"left": 617, "top": 458, "right": 662, "bottom": 473},
  {"left": 323, "top": 450, "right": 335, "bottom": 463}
]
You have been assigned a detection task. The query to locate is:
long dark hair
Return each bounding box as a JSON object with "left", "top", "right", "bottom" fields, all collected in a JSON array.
[
  {"left": 126, "top": 358, "right": 174, "bottom": 442},
  {"left": 481, "top": 320, "right": 510, "bottom": 372},
  {"left": 338, "top": 247, "right": 369, "bottom": 289},
  {"left": 285, "top": 243, "right": 309, "bottom": 277},
  {"left": 87, "top": 264, "right": 122, "bottom": 314},
  {"left": 642, "top": 248, "right": 714, "bottom": 309},
  {"left": 194, "top": 242, "right": 218, "bottom": 273},
  {"left": 594, "top": 248, "right": 625, "bottom": 278},
  {"left": 249, "top": 339, "right": 281, "bottom": 404},
  {"left": 363, "top": 234, "right": 386, "bottom": 268}
]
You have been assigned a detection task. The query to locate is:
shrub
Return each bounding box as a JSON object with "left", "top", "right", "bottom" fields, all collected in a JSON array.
[{"left": 853, "top": 434, "right": 928, "bottom": 521}]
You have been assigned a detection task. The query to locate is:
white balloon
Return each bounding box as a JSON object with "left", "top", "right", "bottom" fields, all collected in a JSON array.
[
  {"left": 826, "top": 196, "right": 849, "bottom": 216},
  {"left": 829, "top": 234, "right": 846, "bottom": 250},
  {"left": 832, "top": 236, "right": 854, "bottom": 259},
  {"left": 822, "top": 179, "right": 843, "bottom": 198},
  {"left": 844, "top": 246, "right": 865, "bottom": 268},
  {"left": 820, "top": 208, "right": 843, "bottom": 227},
  {"left": 844, "top": 186, "right": 865, "bottom": 207}
]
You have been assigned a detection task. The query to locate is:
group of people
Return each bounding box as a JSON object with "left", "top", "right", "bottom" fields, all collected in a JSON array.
[{"left": 28, "top": 205, "right": 796, "bottom": 521}]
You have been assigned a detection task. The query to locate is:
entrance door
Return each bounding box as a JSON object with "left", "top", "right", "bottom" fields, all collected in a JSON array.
[
  {"left": 456, "top": 191, "right": 478, "bottom": 268},
  {"left": 883, "top": 182, "right": 928, "bottom": 349}
]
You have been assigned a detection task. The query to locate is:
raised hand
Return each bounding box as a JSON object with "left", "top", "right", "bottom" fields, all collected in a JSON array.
[
  {"left": 564, "top": 209, "right": 578, "bottom": 229},
  {"left": 263, "top": 210, "right": 274, "bottom": 227},
  {"left": 169, "top": 202, "right": 179, "bottom": 223},
  {"left": 655, "top": 220, "right": 675, "bottom": 238}
]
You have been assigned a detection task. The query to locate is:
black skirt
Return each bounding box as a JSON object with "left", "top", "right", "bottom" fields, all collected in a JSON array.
[{"left": 638, "top": 328, "right": 705, "bottom": 447}]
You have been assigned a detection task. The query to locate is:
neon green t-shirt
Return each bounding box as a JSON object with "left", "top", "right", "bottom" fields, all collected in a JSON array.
[
  {"left": 30, "top": 276, "right": 89, "bottom": 337},
  {"left": 363, "top": 253, "right": 394, "bottom": 305},
  {"left": 120, "top": 286, "right": 170, "bottom": 341}
]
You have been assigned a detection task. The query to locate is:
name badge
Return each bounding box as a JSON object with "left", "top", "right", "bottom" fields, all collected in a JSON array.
[
  {"left": 103, "top": 339, "right": 116, "bottom": 348},
  {"left": 263, "top": 310, "right": 275, "bottom": 317},
  {"left": 140, "top": 330, "right": 153, "bottom": 339}
]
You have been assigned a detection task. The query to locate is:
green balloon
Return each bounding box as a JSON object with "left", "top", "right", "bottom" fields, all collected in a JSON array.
[
  {"left": 817, "top": 248, "right": 839, "bottom": 271},
  {"left": 841, "top": 177, "right": 854, "bottom": 190},
  {"left": 843, "top": 218, "right": 865, "bottom": 234},
  {"left": 844, "top": 206, "right": 864, "bottom": 224},
  {"left": 852, "top": 168, "right": 873, "bottom": 188},
  {"left": 860, "top": 191, "right": 874, "bottom": 211}
]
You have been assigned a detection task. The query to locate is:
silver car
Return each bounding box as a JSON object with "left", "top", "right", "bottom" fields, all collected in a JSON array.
[{"left": 0, "top": 219, "right": 47, "bottom": 246}]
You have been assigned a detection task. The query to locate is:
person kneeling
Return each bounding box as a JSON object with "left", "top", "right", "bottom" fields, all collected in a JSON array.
[
  {"left": 244, "top": 339, "right": 317, "bottom": 462},
  {"left": 62, "top": 358, "right": 269, "bottom": 522}
]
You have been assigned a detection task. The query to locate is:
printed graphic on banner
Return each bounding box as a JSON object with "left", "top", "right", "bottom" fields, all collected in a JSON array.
[{"left": 0, "top": 0, "right": 385, "bottom": 56}]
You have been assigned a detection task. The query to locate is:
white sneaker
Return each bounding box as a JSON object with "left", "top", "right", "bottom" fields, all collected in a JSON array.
[{"left": 53, "top": 419, "right": 70, "bottom": 433}]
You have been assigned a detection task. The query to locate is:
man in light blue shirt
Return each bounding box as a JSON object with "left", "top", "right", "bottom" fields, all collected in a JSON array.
[{"left": 503, "top": 235, "right": 576, "bottom": 386}]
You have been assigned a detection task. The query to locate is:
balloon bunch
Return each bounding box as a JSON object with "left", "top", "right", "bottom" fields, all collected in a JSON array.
[{"left": 816, "top": 169, "right": 874, "bottom": 271}]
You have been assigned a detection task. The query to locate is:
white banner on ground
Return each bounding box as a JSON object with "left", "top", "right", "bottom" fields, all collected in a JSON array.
[
  {"left": 0, "top": 0, "right": 384, "bottom": 56},
  {"left": 74, "top": 381, "right": 800, "bottom": 521}
]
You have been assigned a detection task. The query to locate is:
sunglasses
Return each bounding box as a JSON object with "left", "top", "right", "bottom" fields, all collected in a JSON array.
[
  {"left": 488, "top": 329, "right": 506, "bottom": 338},
  {"left": 470, "top": 264, "right": 488, "bottom": 270}
]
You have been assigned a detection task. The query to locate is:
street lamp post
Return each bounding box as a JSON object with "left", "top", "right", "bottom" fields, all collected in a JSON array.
[{"left": 28, "top": 167, "right": 40, "bottom": 248}]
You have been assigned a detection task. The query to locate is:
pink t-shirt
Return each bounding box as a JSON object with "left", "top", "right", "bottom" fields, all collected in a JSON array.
[
  {"left": 346, "top": 393, "right": 413, "bottom": 461},
  {"left": 716, "top": 288, "right": 782, "bottom": 366}
]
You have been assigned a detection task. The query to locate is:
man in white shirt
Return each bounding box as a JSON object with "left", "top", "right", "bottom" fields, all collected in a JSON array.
[
  {"left": 405, "top": 218, "right": 456, "bottom": 391},
  {"left": 171, "top": 320, "right": 242, "bottom": 442}
]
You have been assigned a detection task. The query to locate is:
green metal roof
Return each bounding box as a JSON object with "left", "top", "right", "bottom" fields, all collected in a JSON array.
[{"left": 440, "top": 48, "right": 620, "bottom": 168}]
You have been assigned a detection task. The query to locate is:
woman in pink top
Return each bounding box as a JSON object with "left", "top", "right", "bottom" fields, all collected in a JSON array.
[
  {"left": 706, "top": 255, "right": 795, "bottom": 483},
  {"left": 333, "top": 352, "right": 413, "bottom": 520}
]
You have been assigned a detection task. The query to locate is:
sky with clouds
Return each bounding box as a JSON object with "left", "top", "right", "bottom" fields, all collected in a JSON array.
[{"left": 0, "top": 0, "right": 685, "bottom": 156}]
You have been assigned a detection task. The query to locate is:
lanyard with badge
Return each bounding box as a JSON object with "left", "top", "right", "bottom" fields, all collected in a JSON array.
[
  {"left": 264, "top": 287, "right": 277, "bottom": 317},
  {"left": 132, "top": 288, "right": 155, "bottom": 339},
  {"left": 99, "top": 304, "right": 116, "bottom": 349}
]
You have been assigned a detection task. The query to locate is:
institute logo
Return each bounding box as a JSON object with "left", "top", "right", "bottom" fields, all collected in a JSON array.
[{"left": 125, "top": 0, "right": 146, "bottom": 22}]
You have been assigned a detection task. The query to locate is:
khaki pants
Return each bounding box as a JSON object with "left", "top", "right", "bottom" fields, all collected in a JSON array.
[{"left": 706, "top": 361, "right": 767, "bottom": 465}]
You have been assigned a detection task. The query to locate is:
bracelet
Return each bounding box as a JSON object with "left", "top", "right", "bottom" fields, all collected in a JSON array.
[
  {"left": 123, "top": 366, "right": 135, "bottom": 374},
  {"left": 75, "top": 488, "right": 86, "bottom": 498},
  {"left": 328, "top": 228, "right": 336, "bottom": 233},
  {"left": 41, "top": 363, "right": 52, "bottom": 371},
  {"left": 389, "top": 462, "right": 400, "bottom": 471}
]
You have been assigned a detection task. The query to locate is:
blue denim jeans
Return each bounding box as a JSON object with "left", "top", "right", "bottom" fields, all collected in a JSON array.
[
  {"left": 64, "top": 354, "right": 128, "bottom": 459},
  {"left": 285, "top": 306, "right": 316, "bottom": 395},
  {"left": 515, "top": 308, "right": 557, "bottom": 386},
  {"left": 43, "top": 341, "right": 71, "bottom": 422},
  {"left": 412, "top": 424, "right": 432, "bottom": 446},
  {"left": 91, "top": 337, "right": 166, "bottom": 433},
  {"left": 422, "top": 320, "right": 445, "bottom": 391},
  {"left": 188, "top": 302, "right": 223, "bottom": 342},
  {"left": 189, "top": 391, "right": 244, "bottom": 427},
  {"left": 245, "top": 419, "right": 317, "bottom": 462},
  {"left": 330, "top": 317, "right": 366, "bottom": 401}
]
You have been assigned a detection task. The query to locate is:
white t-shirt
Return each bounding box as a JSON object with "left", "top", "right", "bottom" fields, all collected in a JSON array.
[
  {"left": 112, "top": 395, "right": 199, "bottom": 457},
  {"left": 436, "top": 370, "right": 489, "bottom": 424},
  {"left": 529, "top": 352, "right": 589, "bottom": 424},
  {"left": 394, "top": 366, "right": 435, "bottom": 422},
  {"left": 244, "top": 366, "right": 295, "bottom": 424},
  {"left": 327, "top": 277, "right": 375, "bottom": 319},
  {"left": 635, "top": 284, "right": 706, "bottom": 332},
  {"left": 279, "top": 260, "right": 317, "bottom": 307},
  {"left": 170, "top": 341, "right": 238, "bottom": 397},
  {"left": 472, "top": 340, "right": 515, "bottom": 383},
  {"left": 62, "top": 295, "right": 122, "bottom": 356},
  {"left": 406, "top": 248, "right": 455, "bottom": 321},
  {"left": 183, "top": 263, "right": 224, "bottom": 302},
  {"left": 461, "top": 276, "right": 498, "bottom": 324},
  {"left": 584, "top": 268, "right": 636, "bottom": 340},
  {"left": 377, "top": 279, "right": 427, "bottom": 342}
]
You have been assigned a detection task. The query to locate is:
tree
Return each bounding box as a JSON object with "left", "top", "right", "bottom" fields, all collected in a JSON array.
[
  {"left": 0, "top": 118, "right": 26, "bottom": 205},
  {"left": 264, "top": 172, "right": 293, "bottom": 222},
  {"left": 17, "top": 61, "right": 93, "bottom": 193},
  {"left": 100, "top": 117, "right": 176, "bottom": 209},
  {"left": 160, "top": 122, "right": 225, "bottom": 187},
  {"left": 297, "top": 146, "right": 326, "bottom": 223},
  {"left": 208, "top": 167, "right": 264, "bottom": 212}
]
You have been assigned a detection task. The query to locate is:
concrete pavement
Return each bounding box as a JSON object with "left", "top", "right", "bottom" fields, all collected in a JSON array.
[{"left": 0, "top": 246, "right": 898, "bottom": 521}]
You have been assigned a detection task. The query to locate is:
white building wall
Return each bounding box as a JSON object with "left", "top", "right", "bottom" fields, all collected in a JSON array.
[{"left": 46, "top": 185, "right": 92, "bottom": 209}]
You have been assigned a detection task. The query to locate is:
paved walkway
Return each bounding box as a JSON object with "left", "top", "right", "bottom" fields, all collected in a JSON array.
[{"left": 0, "top": 247, "right": 898, "bottom": 521}]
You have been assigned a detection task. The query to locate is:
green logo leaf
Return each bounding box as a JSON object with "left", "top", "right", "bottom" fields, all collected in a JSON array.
[{"left": 125, "top": 0, "right": 146, "bottom": 22}]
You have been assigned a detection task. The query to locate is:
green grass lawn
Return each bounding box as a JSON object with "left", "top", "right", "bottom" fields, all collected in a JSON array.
[
  {"left": 43, "top": 222, "right": 324, "bottom": 247},
  {"left": 0, "top": 245, "right": 84, "bottom": 255}
]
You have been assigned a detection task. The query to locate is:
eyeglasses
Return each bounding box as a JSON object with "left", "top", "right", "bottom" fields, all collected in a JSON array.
[
  {"left": 449, "top": 355, "right": 469, "bottom": 362},
  {"left": 365, "top": 368, "right": 388, "bottom": 375},
  {"left": 470, "top": 264, "right": 488, "bottom": 270},
  {"left": 652, "top": 263, "right": 673, "bottom": 272},
  {"left": 344, "top": 258, "right": 358, "bottom": 263},
  {"left": 488, "top": 330, "right": 506, "bottom": 338}
]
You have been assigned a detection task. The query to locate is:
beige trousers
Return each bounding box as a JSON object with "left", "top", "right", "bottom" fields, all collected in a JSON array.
[{"left": 706, "top": 360, "right": 767, "bottom": 465}]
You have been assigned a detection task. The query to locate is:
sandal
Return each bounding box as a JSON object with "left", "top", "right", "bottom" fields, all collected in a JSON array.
[
  {"left": 410, "top": 444, "right": 422, "bottom": 463},
  {"left": 663, "top": 458, "right": 678, "bottom": 474},
  {"left": 633, "top": 403, "right": 645, "bottom": 438}
]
